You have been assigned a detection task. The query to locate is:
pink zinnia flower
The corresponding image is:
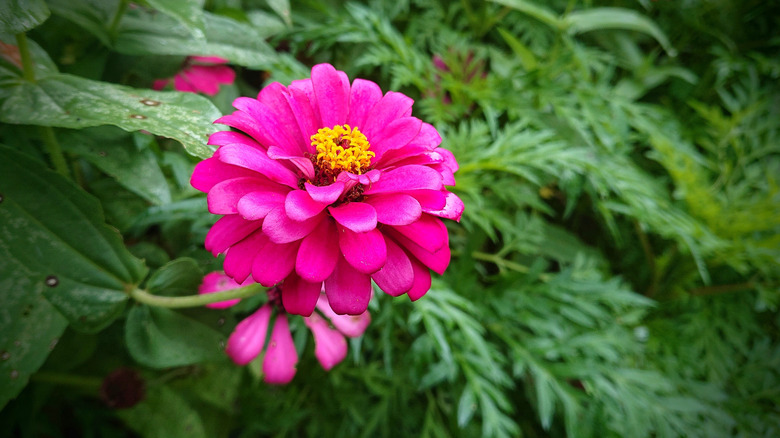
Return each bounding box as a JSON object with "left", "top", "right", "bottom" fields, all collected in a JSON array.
[
  {"left": 153, "top": 56, "right": 235, "bottom": 96},
  {"left": 202, "top": 273, "right": 370, "bottom": 384},
  {"left": 191, "top": 63, "right": 463, "bottom": 316}
]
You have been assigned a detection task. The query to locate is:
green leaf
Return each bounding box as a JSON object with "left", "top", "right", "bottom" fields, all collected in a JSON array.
[
  {"left": 0, "top": 255, "right": 67, "bottom": 409},
  {"left": 0, "top": 73, "right": 222, "bottom": 159},
  {"left": 59, "top": 128, "right": 172, "bottom": 205},
  {"left": 489, "top": 0, "right": 561, "bottom": 29},
  {"left": 146, "top": 257, "right": 203, "bottom": 297},
  {"left": 118, "top": 384, "right": 207, "bottom": 438},
  {"left": 0, "top": 145, "right": 147, "bottom": 332},
  {"left": 125, "top": 305, "right": 226, "bottom": 368},
  {"left": 145, "top": 0, "right": 206, "bottom": 40},
  {"left": 115, "top": 10, "right": 278, "bottom": 69},
  {"left": 47, "top": 0, "right": 114, "bottom": 46},
  {"left": 265, "top": 0, "right": 291, "bottom": 27},
  {"left": 496, "top": 27, "right": 538, "bottom": 71},
  {"left": 0, "top": 0, "right": 50, "bottom": 34},
  {"left": 564, "top": 7, "right": 677, "bottom": 57},
  {"left": 457, "top": 386, "right": 477, "bottom": 427}
]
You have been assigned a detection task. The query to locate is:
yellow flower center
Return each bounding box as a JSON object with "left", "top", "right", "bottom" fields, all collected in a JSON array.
[{"left": 311, "top": 124, "right": 374, "bottom": 176}]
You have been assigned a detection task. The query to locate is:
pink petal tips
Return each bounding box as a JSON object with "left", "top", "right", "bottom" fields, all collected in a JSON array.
[
  {"left": 192, "top": 63, "right": 462, "bottom": 316},
  {"left": 153, "top": 56, "right": 235, "bottom": 96}
]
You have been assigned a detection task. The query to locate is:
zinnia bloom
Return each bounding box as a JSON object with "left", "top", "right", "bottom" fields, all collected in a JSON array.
[
  {"left": 200, "top": 273, "right": 370, "bottom": 384},
  {"left": 191, "top": 63, "right": 463, "bottom": 316},
  {"left": 153, "top": 56, "right": 235, "bottom": 96}
]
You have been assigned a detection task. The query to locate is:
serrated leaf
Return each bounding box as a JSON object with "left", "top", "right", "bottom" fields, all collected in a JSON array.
[
  {"left": 125, "top": 305, "right": 226, "bottom": 368},
  {"left": 115, "top": 10, "right": 278, "bottom": 69},
  {"left": 146, "top": 257, "right": 203, "bottom": 297},
  {"left": 0, "top": 0, "right": 50, "bottom": 34},
  {"left": 564, "top": 7, "right": 676, "bottom": 56},
  {"left": 145, "top": 0, "right": 206, "bottom": 39},
  {"left": 0, "top": 73, "right": 222, "bottom": 159},
  {"left": 0, "top": 145, "right": 147, "bottom": 332},
  {"left": 457, "top": 386, "right": 477, "bottom": 427},
  {"left": 118, "top": 384, "right": 207, "bottom": 438},
  {"left": 59, "top": 128, "right": 172, "bottom": 205}
]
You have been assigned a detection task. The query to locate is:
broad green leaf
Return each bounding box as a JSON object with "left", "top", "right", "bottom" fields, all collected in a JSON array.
[
  {"left": 125, "top": 305, "right": 226, "bottom": 368},
  {"left": 118, "top": 385, "right": 207, "bottom": 438},
  {"left": 146, "top": 257, "right": 203, "bottom": 297},
  {"left": 0, "top": 254, "right": 67, "bottom": 409},
  {"left": 0, "top": 34, "right": 58, "bottom": 78},
  {"left": 145, "top": 0, "right": 206, "bottom": 39},
  {"left": 0, "top": 0, "right": 50, "bottom": 34},
  {"left": 0, "top": 73, "right": 222, "bottom": 159},
  {"left": 564, "top": 8, "right": 677, "bottom": 56},
  {"left": 47, "top": 0, "right": 115, "bottom": 46},
  {"left": 266, "top": 0, "right": 291, "bottom": 27},
  {"left": 0, "top": 145, "right": 147, "bottom": 332},
  {"left": 59, "top": 128, "right": 172, "bottom": 205},
  {"left": 115, "top": 10, "right": 278, "bottom": 69}
]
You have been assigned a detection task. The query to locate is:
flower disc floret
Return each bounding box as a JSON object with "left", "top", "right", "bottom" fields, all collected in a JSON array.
[{"left": 312, "top": 124, "right": 374, "bottom": 180}]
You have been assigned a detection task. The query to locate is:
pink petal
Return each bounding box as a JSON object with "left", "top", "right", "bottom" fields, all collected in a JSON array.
[
  {"left": 285, "top": 189, "right": 328, "bottom": 221},
  {"left": 183, "top": 65, "right": 221, "bottom": 95},
  {"left": 288, "top": 78, "right": 321, "bottom": 128},
  {"left": 208, "top": 130, "right": 263, "bottom": 150},
  {"left": 407, "top": 256, "right": 432, "bottom": 301},
  {"left": 362, "top": 91, "right": 414, "bottom": 140},
  {"left": 223, "top": 231, "right": 266, "bottom": 283},
  {"left": 305, "top": 181, "right": 345, "bottom": 204},
  {"left": 173, "top": 72, "right": 200, "bottom": 93},
  {"left": 324, "top": 255, "right": 372, "bottom": 315},
  {"left": 204, "top": 214, "right": 262, "bottom": 256},
  {"left": 346, "top": 78, "right": 383, "bottom": 128},
  {"left": 251, "top": 238, "right": 301, "bottom": 287},
  {"left": 281, "top": 273, "right": 322, "bottom": 316},
  {"left": 257, "top": 83, "right": 306, "bottom": 155},
  {"left": 303, "top": 312, "right": 347, "bottom": 371},
  {"left": 262, "top": 208, "right": 325, "bottom": 244},
  {"left": 232, "top": 97, "right": 302, "bottom": 156},
  {"left": 283, "top": 87, "right": 320, "bottom": 154},
  {"left": 315, "top": 294, "right": 371, "bottom": 337},
  {"left": 390, "top": 214, "right": 448, "bottom": 253},
  {"left": 296, "top": 218, "right": 339, "bottom": 282},
  {"left": 208, "top": 177, "right": 285, "bottom": 215},
  {"left": 198, "top": 272, "right": 244, "bottom": 308},
  {"left": 424, "top": 191, "right": 464, "bottom": 222},
  {"left": 371, "top": 236, "right": 414, "bottom": 296},
  {"left": 226, "top": 304, "right": 271, "bottom": 366},
  {"left": 152, "top": 79, "right": 170, "bottom": 90},
  {"left": 364, "top": 165, "right": 443, "bottom": 195},
  {"left": 237, "top": 191, "right": 287, "bottom": 220},
  {"left": 206, "top": 65, "right": 235, "bottom": 85},
  {"left": 262, "top": 314, "right": 298, "bottom": 384},
  {"left": 365, "top": 193, "right": 422, "bottom": 226},
  {"left": 405, "top": 189, "right": 447, "bottom": 210},
  {"left": 191, "top": 157, "right": 257, "bottom": 193},
  {"left": 311, "top": 63, "right": 349, "bottom": 128},
  {"left": 215, "top": 111, "right": 271, "bottom": 148},
  {"left": 385, "top": 227, "right": 451, "bottom": 275},
  {"left": 435, "top": 147, "right": 458, "bottom": 172},
  {"left": 338, "top": 227, "right": 387, "bottom": 274},
  {"left": 370, "top": 117, "right": 423, "bottom": 161},
  {"left": 190, "top": 55, "right": 228, "bottom": 64},
  {"left": 328, "top": 202, "right": 377, "bottom": 233},
  {"left": 267, "top": 146, "right": 315, "bottom": 180},
  {"left": 217, "top": 144, "right": 299, "bottom": 188}
]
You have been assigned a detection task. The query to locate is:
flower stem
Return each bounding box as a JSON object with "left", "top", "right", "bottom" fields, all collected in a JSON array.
[
  {"left": 108, "top": 0, "right": 129, "bottom": 41},
  {"left": 15, "top": 33, "right": 36, "bottom": 82},
  {"left": 129, "top": 283, "right": 267, "bottom": 308},
  {"left": 40, "top": 126, "right": 71, "bottom": 179}
]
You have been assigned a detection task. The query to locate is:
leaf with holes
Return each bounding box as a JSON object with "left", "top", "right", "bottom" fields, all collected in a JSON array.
[
  {"left": 0, "top": 73, "right": 222, "bottom": 159},
  {"left": 0, "top": 145, "right": 147, "bottom": 333}
]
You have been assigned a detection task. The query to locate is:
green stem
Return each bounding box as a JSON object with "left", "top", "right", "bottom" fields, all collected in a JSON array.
[
  {"left": 129, "top": 283, "right": 267, "bottom": 308},
  {"left": 108, "top": 0, "right": 129, "bottom": 41},
  {"left": 40, "top": 126, "right": 71, "bottom": 178},
  {"left": 31, "top": 371, "right": 102, "bottom": 389},
  {"left": 15, "top": 33, "right": 36, "bottom": 82}
]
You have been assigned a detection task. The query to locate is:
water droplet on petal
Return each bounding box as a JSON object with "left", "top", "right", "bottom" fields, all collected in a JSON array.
[
  {"left": 139, "top": 99, "right": 161, "bottom": 106},
  {"left": 10, "top": 370, "right": 19, "bottom": 379},
  {"left": 1, "top": 351, "right": 10, "bottom": 361},
  {"left": 45, "top": 275, "right": 59, "bottom": 287},
  {"left": 129, "top": 114, "right": 147, "bottom": 120}
]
